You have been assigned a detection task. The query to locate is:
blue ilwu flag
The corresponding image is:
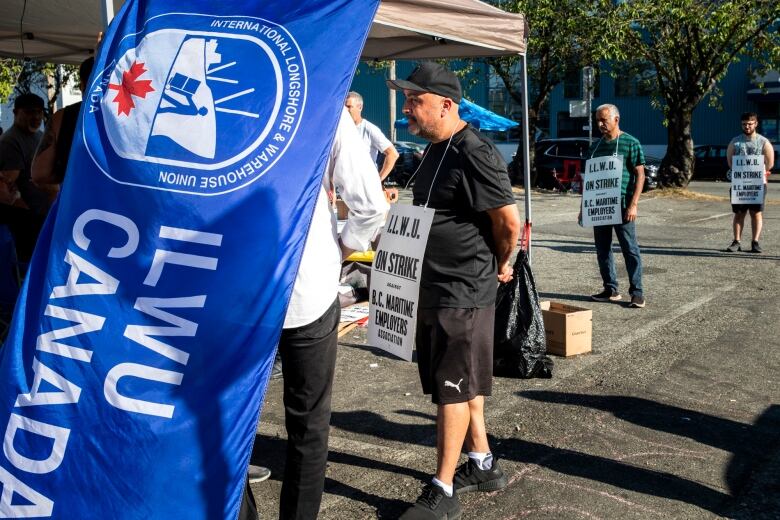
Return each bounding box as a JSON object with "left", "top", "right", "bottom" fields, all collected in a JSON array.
[{"left": 0, "top": 0, "right": 379, "bottom": 517}]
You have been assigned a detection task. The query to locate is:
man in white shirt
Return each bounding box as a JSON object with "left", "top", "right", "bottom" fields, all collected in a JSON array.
[
  {"left": 345, "top": 91, "right": 399, "bottom": 182},
  {"left": 240, "top": 108, "right": 389, "bottom": 520}
]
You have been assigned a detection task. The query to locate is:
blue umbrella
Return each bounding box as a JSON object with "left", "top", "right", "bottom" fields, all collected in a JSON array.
[{"left": 394, "top": 98, "right": 519, "bottom": 131}]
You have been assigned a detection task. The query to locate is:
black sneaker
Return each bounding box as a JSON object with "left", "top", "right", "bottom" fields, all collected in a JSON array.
[
  {"left": 750, "top": 241, "right": 762, "bottom": 253},
  {"left": 591, "top": 289, "right": 621, "bottom": 302},
  {"left": 453, "top": 457, "right": 508, "bottom": 494},
  {"left": 629, "top": 295, "right": 646, "bottom": 308},
  {"left": 725, "top": 240, "right": 741, "bottom": 252},
  {"left": 247, "top": 465, "right": 271, "bottom": 483},
  {"left": 399, "top": 484, "right": 462, "bottom": 520}
]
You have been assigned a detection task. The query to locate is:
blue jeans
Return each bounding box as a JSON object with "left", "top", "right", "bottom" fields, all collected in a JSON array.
[{"left": 593, "top": 219, "right": 643, "bottom": 297}]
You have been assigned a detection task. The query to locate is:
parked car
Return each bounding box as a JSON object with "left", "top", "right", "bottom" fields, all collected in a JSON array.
[
  {"left": 643, "top": 156, "right": 660, "bottom": 191},
  {"left": 533, "top": 137, "right": 595, "bottom": 191},
  {"left": 383, "top": 141, "right": 424, "bottom": 187},
  {"left": 530, "top": 137, "right": 658, "bottom": 193},
  {"left": 693, "top": 144, "right": 729, "bottom": 180}
]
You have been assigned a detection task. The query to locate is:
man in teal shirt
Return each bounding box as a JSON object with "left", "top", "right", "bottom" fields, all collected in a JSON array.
[{"left": 585, "top": 104, "right": 646, "bottom": 308}]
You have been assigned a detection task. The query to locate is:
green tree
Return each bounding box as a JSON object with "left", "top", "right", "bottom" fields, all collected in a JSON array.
[
  {"left": 612, "top": 0, "right": 779, "bottom": 187},
  {"left": 0, "top": 59, "right": 78, "bottom": 117},
  {"left": 485, "top": 0, "right": 620, "bottom": 185}
]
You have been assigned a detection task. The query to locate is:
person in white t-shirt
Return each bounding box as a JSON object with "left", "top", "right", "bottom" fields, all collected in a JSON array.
[
  {"left": 240, "top": 108, "right": 389, "bottom": 520},
  {"left": 345, "top": 91, "right": 399, "bottom": 182}
]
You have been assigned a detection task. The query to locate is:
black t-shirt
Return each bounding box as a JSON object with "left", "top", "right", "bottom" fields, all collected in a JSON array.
[
  {"left": 0, "top": 125, "right": 47, "bottom": 216},
  {"left": 412, "top": 124, "right": 515, "bottom": 309}
]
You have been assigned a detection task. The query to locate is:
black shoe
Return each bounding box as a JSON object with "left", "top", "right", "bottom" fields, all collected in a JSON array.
[
  {"left": 453, "top": 457, "right": 508, "bottom": 494},
  {"left": 399, "top": 484, "right": 461, "bottom": 520},
  {"left": 247, "top": 465, "right": 271, "bottom": 483},
  {"left": 591, "top": 289, "right": 621, "bottom": 302},
  {"left": 271, "top": 356, "right": 282, "bottom": 380},
  {"left": 629, "top": 295, "right": 646, "bottom": 308},
  {"left": 725, "top": 240, "right": 741, "bottom": 252},
  {"left": 750, "top": 241, "right": 762, "bottom": 253}
]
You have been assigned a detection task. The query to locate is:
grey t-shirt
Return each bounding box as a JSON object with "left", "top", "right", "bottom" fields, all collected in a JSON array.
[
  {"left": 729, "top": 132, "right": 769, "bottom": 157},
  {"left": 0, "top": 125, "right": 47, "bottom": 215}
]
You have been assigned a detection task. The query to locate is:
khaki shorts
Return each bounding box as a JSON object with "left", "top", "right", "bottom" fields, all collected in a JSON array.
[{"left": 415, "top": 306, "right": 495, "bottom": 405}]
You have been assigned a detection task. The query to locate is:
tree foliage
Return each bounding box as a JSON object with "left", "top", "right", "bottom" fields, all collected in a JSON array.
[
  {"left": 484, "top": 0, "right": 621, "bottom": 184},
  {"left": 611, "top": 0, "right": 779, "bottom": 187},
  {"left": 0, "top": 59, "right": 78, "bottom": 117}
]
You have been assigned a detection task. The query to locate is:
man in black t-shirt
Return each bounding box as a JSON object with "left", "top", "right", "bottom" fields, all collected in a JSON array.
[
  {"left": 388, "top": 62, "right": 520, "bottom": 520},
  {"left": 0, "top": 93, "right": 47, "bottom": 261}
]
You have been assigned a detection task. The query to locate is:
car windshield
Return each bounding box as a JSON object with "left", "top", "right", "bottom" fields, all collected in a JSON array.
[{"left": 549, "top": 141, "right": 588, "bottom": 158}]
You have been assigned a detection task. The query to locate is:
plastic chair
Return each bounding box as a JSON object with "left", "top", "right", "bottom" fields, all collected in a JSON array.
[{"left": 554, "top": 159, "right": 583, "bottom": 192}]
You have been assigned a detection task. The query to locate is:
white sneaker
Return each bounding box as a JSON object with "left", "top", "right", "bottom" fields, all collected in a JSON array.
[{"left": 248, "top": 465, "right": 271, "bottom": 483}]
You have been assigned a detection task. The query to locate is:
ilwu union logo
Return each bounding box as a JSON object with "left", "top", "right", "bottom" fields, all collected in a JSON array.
[{"left": 85, "top": 13, "right": 306, "bottom": 195}]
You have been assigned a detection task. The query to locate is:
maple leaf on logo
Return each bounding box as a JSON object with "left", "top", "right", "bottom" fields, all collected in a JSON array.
[{"left": 108, "top": 61, "right": 155, "bottom": 116}]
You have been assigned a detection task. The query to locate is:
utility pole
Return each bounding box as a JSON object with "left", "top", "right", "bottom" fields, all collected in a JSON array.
[{"left": 582, "top": 66, "right": 594, "bottom": 141}]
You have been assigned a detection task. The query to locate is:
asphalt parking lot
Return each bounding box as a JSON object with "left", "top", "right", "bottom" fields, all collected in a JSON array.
[{"left": 250, "top": 180, "right": 779, "bottom": 519}]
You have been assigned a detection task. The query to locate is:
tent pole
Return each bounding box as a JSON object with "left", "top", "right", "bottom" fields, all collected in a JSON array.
[
  {"left": 520, "top": 53, "right": 532, "bottom": 262},
  {"left": 101, "top": 0, "right": 115, "bottom": 28},
  {"left": 388, "top": 60, "right": 397, "bottom": 142}
]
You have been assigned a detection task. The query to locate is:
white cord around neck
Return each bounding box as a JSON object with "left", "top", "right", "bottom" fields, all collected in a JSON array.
[
  {"left": 591, "top": 132, "right": 620, "bottom": 159},
  {"left": 423, "top": 120, "right": 462, "bottom": 208}
]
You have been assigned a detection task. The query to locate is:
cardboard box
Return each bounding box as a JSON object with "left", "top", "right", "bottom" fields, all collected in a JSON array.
[{"left": 540, "top": 301, "right": 592, "bottom": 357}]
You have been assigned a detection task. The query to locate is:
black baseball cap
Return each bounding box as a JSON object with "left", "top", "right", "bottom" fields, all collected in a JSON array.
[
  {"left": 387, "top": 62, "right": 462, "bottom": 103},
  {"left": 14, "top": 93, "right": 45, "bottom": 110}
]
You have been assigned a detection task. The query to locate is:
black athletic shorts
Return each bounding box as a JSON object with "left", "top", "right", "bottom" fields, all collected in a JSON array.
[
  {"left": 415, "top": 306, "right": 494, "bottom": 405},
  {"left": 731, "top": 186, "right": 767, "bottom": 213}
]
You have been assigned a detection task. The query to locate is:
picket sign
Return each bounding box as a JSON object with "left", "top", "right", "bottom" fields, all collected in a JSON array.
[{"left": 368, "top": 204, "right": 434, "bottom": 361}]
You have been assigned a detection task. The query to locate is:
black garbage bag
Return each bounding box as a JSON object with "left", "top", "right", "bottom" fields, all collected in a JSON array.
[{"left": 493, "top": 250, "right": 553, "bottom": 378}]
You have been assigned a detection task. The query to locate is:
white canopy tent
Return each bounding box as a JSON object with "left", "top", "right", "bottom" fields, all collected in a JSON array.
[{"left": 0, "top": 0, "right": 533, "bottom": 249}]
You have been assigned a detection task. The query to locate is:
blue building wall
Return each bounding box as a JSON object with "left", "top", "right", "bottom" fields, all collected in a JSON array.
[
  {"left": 547, "top": 60, "right": 767, "bottom": 150},
  {"left": 349, "top": 60, "right": 490, "bottom": 143}
]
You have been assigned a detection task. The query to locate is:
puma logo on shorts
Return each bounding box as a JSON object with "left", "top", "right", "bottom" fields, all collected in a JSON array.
[{"left": 444, "top": 378, "right": 463, "bottom": 393}]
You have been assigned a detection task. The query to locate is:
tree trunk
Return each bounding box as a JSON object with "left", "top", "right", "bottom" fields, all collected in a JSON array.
[{"left": 660, "top": 106, "right": 695, "bottom": 187}]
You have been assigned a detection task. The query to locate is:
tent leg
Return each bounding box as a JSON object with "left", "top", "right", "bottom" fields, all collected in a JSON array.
[
  {"left": 520, "top": 54, "right": 532, "bottom": 263},
  {"left": 101, "top": 0, "right": 115, "bottom": 28}
]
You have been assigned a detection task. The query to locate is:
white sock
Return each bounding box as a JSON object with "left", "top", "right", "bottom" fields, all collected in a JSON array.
[
  {"left": 468, "top": 451, "right": 493, "bottom": 470},
  {"left": 432, "top": 477, "right": 453, "bottom": 497}
]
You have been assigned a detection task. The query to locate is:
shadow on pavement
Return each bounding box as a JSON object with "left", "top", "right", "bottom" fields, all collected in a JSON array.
[
  {"left": 331, "top": 409, "right": 437, "bottom": 448},
  {"left": 324, "top": 477, "right": 410, "bottom": 519},
  {"left": 521, "top": 391, "right": 780, "bottom": 513},
  {"left": 249, "top": 397, "right": 777, "bottom": 517},
  {"left": 538, "top": 291, "right": 594, "bottom": 303},
  {"left": 322, "top": 407, "right": 732, "bottom": 516},
  {"left": 250, "top": 431, "right": 428, "bottom": 518},
  {"left": 534, "top": 238, "right": 780, "bottom": 261}
]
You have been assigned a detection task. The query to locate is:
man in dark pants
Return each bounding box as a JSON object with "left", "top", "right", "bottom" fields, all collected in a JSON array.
[
  {"left": 585, "top": 103, "right": 646, "bottom": 309},
  {"left": 388, "top": 62, "right": 520, "bottom": 520},
  {"left": 239, "top": 108, "right": 388, "bottom": 520}
]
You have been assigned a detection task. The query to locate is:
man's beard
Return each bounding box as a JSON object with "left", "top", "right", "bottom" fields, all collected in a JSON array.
[{"left": 409, "top": 120, "right": 437, "bottom": 141}]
